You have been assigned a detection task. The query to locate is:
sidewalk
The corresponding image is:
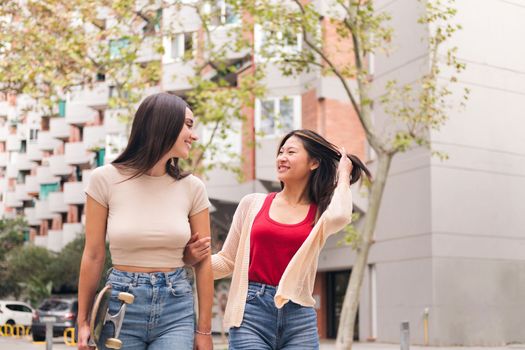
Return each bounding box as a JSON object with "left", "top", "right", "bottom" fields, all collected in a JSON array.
[{"left": 2, "top": 336, "right": 524, "bottom": 349}]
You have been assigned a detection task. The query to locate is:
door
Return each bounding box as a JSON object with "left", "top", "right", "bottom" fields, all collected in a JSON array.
[{"left": 326, "top": 270, "right": 358, "bottom": 340}]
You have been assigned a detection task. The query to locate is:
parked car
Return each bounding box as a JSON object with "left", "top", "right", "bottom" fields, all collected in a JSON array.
[
  {"left": 0, "top": 300, "right": 34, "bottom": 326},
  {"left": 32, "top": 297, "right": 78, "bottom": 341}
]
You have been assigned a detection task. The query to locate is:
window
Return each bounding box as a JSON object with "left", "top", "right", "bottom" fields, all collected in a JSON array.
[
  {"left": 109, "top": 38, "right": 130, "bottom": 60},
  {"left": 254, "top": 24, "right": 302, "bottom": 61},
  {"left": 204, "top": 0, "right": 240, "bottom": 27},
  {"left": 142, "top": 9, "right": 162, "bottom": 36},
  {"left": 30, "top": 129, "right": 39, "bottom": 141},
  {"left": 170, "top": 32, "right": 197, "bottom": 60},
  {"left": 255, "top": 96, "right": 301, "bottom": 137},
  {"left": 40, "top": 183, "right": 60, "bottom": 200},
  {"left": 58, "top": 100, "right": 66, "bottom": 117}
]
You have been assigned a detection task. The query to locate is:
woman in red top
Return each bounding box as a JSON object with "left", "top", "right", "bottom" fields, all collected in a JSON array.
[{"left": 186, "top": 129, "right": 370, "bottom": 349}]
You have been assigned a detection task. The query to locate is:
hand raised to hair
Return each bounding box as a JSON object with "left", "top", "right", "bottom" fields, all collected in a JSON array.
[{"left": 337, "top": 147, "right": 353, "bottom": 183}]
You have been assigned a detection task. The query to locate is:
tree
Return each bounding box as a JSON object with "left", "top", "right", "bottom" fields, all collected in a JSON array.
[
  {"left": 246, "top": 0, "right": 468, "bottom": 348},
  {"left": 0, "top": 218, "right": 28, "bottom": 298},
  {"left": 0, "top": 0, "right": 265, "bottom": 174}
]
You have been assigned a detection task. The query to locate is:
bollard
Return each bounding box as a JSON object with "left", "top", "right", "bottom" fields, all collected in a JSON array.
[
  {"left": 400, "top": 321, "right": 410, "bottom": 350},
  {"left": 0, "top": 324, "right": 14, "bottom": 337},
  {"left": 41, "top": 316, "right": 57, "bottom": 350},
  {"left": 64, "top": 328, "right": 77, "bottom": 346},
  {"left": 13, "top": 324, "right": 26, "bottom": 338}
]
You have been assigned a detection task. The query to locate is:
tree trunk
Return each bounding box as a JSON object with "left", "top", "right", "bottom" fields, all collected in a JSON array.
[{"left": 336, "top": 152, "right": 392, "bottom": 349}]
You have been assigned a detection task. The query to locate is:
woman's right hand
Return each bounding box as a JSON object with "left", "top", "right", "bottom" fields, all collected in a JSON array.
[
  {"left": 77, "top": 323, "right": 94, "bottom": 350},
  {"left": 183, "top": 233, "right": 211, "bottom": 266}
]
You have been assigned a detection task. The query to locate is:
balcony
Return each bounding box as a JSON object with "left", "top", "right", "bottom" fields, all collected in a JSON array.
[
  {"left": 65, "top": 142, "right": 94, "bottom": 166},
  {"left": 35, "top": 199, "right": 56, "bottom": 220},
  {"left": 24, "top": 208, "right": 41, "bottom": 226},
  {"left": 5, "top": 191, "right": 23, "bottom": 208},
  {"left": 65, "top": 103, "right": 98, "bottom": 126},
  {"left": 69, "top": 84, "right": 109, "bottom": 110},
  {"left": 48, "top": 155, "right": 74, "bottom": 176},
  {"left": 0, "top": 178, "right": 7, "bottom": 192},
  {"left": 48, "top": 192, "right": 68, "bottom": 213},
  {"left": 47, "top": 230, "right": 63, "bottom": 252},
  {"left": 63, "top": 223, "right": 83, "bottom": 246},
  {"left": 0, "top": 153, "right": 8, "bottom": 168},
  {"left": 255, "top": 136, "right": 279, "bottom": 182},
  {"left": 15, "top": 153, "right": 36, "bottom": 171},
  {"left": 6, "top": 135, "right": 21, "bottom": 152},
  {"left": 17, "top": 124, "right": 28, "bottom": 141},
  {"left": 27, "top": 142, "right": 43, "bottom": 161},
  {"left": 83, "top": 126, "right": 106, "bottom": 150},
  {"left": 49, "top": 117, "right": 70, "bottom": 140},
  {"left": 15, "top": 184, "right": 32, "bottom": 201},
  {"left": 104, "top": 109, "right": 128, "bottom": 134},
  {"left": 6, "top": 165, "right": 18, "bottom": 179},
  {"left": 37, "top": 131, "right": 61, "bottom": 151},
  {"left": 34, "top": 235, "right": 48, "bottom": 248},
  {"left": 64, "top": 182, "right": 85, "bottom": 205},
  {"left": 162, "top": 61, "right": 194, "bottom": 92},
  {"left": 36, "top": 166, "right": 60, "bottom": 185},
  {"left": 24, "top": 175, "right": 40, "bottom": 194},
  {"left": 137, "top": 37, "right": 162, "bottom": 63},
  {"left": 0, "top": 128, "right": 7, "bottom": 142}
]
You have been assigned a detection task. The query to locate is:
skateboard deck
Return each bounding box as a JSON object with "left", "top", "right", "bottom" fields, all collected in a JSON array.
[{"left": 90, "top": 284, "right": 111, "bottom": 347}]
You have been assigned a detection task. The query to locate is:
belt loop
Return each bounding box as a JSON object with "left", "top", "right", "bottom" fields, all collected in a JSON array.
[
  {"left": 260, "top": 284, "right": 266, "bottom": 295},
  {"left": 105, "top": 267, "right": 114, "bottom": 281},
  {"left": 133, "top": 273, "right": 139, "bottom": 287},
  {"left": 164, "top": 272, "right": 172, "bottom": 288}
]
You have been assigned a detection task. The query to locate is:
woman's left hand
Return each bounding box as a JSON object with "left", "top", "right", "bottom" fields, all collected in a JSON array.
[
  {"left": 194, "top": 333, "right": 213, "bottom": 350},
  {"left": 337, "top": 147, "right": 353, "bottom": 181}
]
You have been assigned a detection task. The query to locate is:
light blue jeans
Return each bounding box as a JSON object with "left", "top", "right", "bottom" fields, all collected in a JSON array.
[
  {"left": 100, "top": 268, "right": 194, "bottom": 350},
  {"left": 229, "top": 282, "right": 319, "bottom": 350}
]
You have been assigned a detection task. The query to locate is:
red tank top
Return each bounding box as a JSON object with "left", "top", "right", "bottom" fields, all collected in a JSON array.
[{"left": 248, "top": 192, "right": 317, "bottom": 286}]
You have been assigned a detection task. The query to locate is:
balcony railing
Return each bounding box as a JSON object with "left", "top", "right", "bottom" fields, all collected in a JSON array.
[
  {"left": 63, "top": 223, "right": 83, "bottom": 246},
  {"left": 48, "top": 192, "right": 68, "bottom": 213},
  {"left": 15, "top": 184, "right": 32, "bottom": 201},
  {"left": 15, "top": 153, "right": 36, "bottom": 171},
  {"left": 24, "top": 208, "right": 41, "bottom": 226},
  {"left": 48, "top": 155, "right": 74, "bottom": 176},
  {"left": 27, "top": 142, "right": 43, "bottom": 161},
  {"left": 65, "top": 103, "right": 98, "bottom": 126},
  {"left": 63, "top": 182, "right": 85, "bottom": 205},
  {"left": 47, "top": 230, "right": 63, "bottom": 252},
  {"left": 36, "top": 166, "right": 60, "bottom": 185},
  {"left": 6, "top": 164, "right": 19, "bottom": 179},
  {"left": 35, "top": 199, "right": 56, "bottom": 220},
  {"left": 69, "top": 84, "right": 109, "bottom": 110},
  {"left": 49, "top": 117, "right": 70, "bottom": 140},
  {"left": 83, "top": 126, "right": 106, "bottom": 151},
  {"left": 34, "top": 235, "right": 48, "bottom": 248},
  {"left": 37, "top": 131, "right": 61, "bottom": 151},
  {"left": 4, "top": 191, "right": 23, "bottom": 208},
  {"left": 104, "top": 109, "right": 128, "bottom": 134},
  {"left": 0, "top": 153, "right": 8, "bottom": 168},
  {"left": 24, "top": 175, "right": 40, "bottom": 194},
  {"left": 65, "top": 142, "right": 94, "bottom": 166},
  {"left": 6, "top": 134, "right": 21, "bottom": 152}
]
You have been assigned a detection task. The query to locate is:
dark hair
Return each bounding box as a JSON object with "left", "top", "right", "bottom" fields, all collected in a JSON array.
[
  {"left": 278, "top": 129, "right": 371, "bottom": 219},
  {"left": 112, "top": 92, "right": 190, "bottom": 180}
]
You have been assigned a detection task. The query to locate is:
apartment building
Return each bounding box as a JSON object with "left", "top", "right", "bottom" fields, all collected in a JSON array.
[{"left": 4, "top": 0, "right": 521, "bottom": 346}]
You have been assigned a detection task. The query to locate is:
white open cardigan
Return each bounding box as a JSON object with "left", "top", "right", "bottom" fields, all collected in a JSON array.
[{"left": 211, "top": 180, "right": 353, "bottom": 329}]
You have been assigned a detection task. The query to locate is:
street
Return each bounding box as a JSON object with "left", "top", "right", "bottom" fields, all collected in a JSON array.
[{"left": 1, "top": 336, "right": 524, "bottom": 350}]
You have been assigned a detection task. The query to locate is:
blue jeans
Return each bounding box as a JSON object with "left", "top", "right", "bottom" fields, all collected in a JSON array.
[
  {"left": 229, "top": 282, "right": 319, "bottom": 350},
  {"left": 99, "top": 268, "right": 195, "bottom": 350}
]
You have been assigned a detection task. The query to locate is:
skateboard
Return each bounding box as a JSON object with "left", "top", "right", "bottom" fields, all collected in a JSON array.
[{"left": 88, "top": 285, "right": 135, "bottom": 349}]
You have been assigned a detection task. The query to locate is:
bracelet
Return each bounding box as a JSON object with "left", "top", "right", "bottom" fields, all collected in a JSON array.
[{"left": 195, "top": 329, "right": 212, "bottom": 336}]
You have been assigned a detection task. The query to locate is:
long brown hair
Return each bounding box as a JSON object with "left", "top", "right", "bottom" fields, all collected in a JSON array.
[
  {"left": 278, "top": 129, "right": 371, "bottom": 218},
  {"left": 112, "top": 93, "right": 190, "bottom": 180}
]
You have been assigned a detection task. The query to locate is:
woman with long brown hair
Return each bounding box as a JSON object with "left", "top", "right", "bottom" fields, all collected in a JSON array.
[
  {"left": 186, "top": 129, "right": 370, "bottom": 349},
  {"left": 77, "top": 93, "right": 214, "bottom": 350}
]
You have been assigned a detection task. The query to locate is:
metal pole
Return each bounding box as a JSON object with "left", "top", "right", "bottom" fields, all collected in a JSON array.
[
  {"left": 45, "top": 320, "right": 53, "bottom": 350},
  {"left": 400, "top": 321, "right": 409, "bottom": 350}
]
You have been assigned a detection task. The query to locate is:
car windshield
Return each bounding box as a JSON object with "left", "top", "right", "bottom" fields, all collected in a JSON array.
[{"left": 38, "top": 300, "right": 70, "bottom": 311}]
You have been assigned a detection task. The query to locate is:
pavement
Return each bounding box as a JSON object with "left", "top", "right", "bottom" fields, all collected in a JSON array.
[{"left": 1, "top": 335, "right": 524, "bottom": 349}]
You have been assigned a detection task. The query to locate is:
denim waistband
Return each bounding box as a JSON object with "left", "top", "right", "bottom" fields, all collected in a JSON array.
[
  {"left": 248, "top": 281, "right": 277, "bottom": 296},
  {"left": 107, "top": 267, "right": 187, "bottom": 287}
]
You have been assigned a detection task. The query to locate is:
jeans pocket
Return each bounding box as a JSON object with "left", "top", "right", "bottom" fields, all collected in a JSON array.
[
  {"left": 245, "top": 288, "right": 259, "bottom": 302},
  {"left": 170, "top": 280, "right": 193, "bottom": 297}
]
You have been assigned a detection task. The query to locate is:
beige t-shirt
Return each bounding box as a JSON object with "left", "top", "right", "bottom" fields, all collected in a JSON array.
[{"left": 85, "top": 164, "right": 210, "bottom": 268}]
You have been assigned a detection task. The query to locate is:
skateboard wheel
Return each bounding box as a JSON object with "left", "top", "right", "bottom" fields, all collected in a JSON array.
[
  {"left": 118, "top": 292, "right": 135, "bottom": 304},
  {"left": 105, "top": 338, "right": 122, "bottom": 349}
]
